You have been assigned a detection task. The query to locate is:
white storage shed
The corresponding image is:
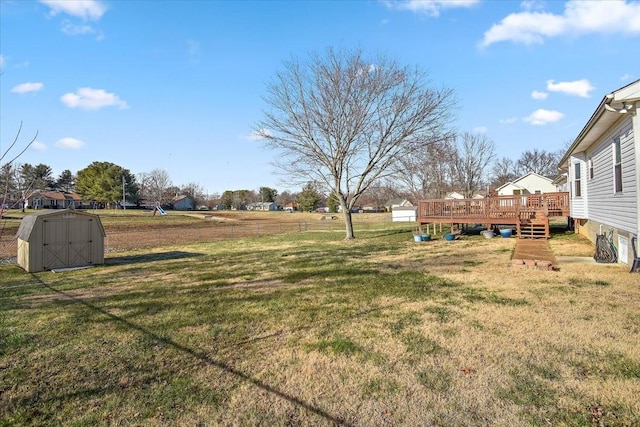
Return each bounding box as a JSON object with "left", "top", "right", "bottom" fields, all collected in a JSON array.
[{"left": 392, "top": 206, "right": 417, "bottom": 222}]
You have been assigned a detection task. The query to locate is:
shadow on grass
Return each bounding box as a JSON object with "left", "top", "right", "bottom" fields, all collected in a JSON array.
[
  {"left": 105, "top": 251, "right": 205, "bottom": 266},
  {"left": 28, "top": 274, "right": 354, "bottom": 427}
]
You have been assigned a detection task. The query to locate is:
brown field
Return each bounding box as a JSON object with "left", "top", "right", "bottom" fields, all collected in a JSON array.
[{"left": 0, "top": 209, "right": 387, "bottom": 259}]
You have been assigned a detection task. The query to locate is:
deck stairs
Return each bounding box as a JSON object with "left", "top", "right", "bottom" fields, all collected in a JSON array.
[{"left": 516, "top": 210, "right": 550, "bottom": 239}]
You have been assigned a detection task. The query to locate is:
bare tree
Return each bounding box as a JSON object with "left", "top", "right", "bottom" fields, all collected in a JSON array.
[
  {"left": 393, "top": 136, "right": 456, "bottom": 200},
  {"left": 257, "top": 47, "right": 454, "bottom": 239},
  {"left": 1, "top": 123, "right": 37, "bottom": 255},
  {"left": 490, "top": 156, "right": 518, "bottom": 188},
  {"left": 275, "top": 190, "right": 296, "bottom": 208},
  {"left": 180, "top": 182, "right": 206, "bottom": 205},
  {"left": 516, "top": 149, "right": 560, "bottom": 177},
  {"left": 1, "top": 123, "right": 38, "bottom": 215},
  {"left": 453, "top": 132, "right": 496, "bottom": 198},
  {"left": 140, "top": 169, "right": 173, "bottom": 206}
]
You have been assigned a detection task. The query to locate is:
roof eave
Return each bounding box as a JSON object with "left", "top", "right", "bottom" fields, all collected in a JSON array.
[{"left": 559, "top": 79, "right": 640, "bottom": 170}]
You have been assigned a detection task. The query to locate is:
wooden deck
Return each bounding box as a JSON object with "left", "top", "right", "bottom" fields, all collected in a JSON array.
[{"left": 417, "top": 192, "right": 570, "bottom": 238}]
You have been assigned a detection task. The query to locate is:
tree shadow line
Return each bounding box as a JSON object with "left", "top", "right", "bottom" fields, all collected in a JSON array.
[{"left": 26, "top": 274, "right": 354, "bottom": 426}]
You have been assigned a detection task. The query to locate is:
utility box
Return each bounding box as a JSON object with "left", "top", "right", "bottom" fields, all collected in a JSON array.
[{"left": 16, "top": 209, "right": 106, "bottom": 272}]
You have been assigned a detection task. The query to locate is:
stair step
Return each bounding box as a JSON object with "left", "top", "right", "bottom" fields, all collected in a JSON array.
[{"left": 518, "top": 222, "right": 550, "bottom": 239}]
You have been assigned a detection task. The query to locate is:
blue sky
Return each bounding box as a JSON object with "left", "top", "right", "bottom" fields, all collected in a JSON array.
[{"left": 1, "top": 0, "right": 639, "bottom": 196}]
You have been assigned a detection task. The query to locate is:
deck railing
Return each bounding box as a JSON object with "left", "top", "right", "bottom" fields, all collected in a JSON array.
[{"left": 417, "top": 192, "right": 569, "bottom": 223}]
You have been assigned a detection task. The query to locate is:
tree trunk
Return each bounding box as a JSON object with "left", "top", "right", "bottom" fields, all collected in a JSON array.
[
  {"left": 342, "top": 209, "right": 355, "bottom": 240},
  {"left": 338, "top": 196, "right": 356, "bottom": 239}
]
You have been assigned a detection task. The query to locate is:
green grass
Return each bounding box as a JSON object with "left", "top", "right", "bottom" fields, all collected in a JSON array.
[{"left": 1, "top": 228, "right": 639, "bottom": 426}]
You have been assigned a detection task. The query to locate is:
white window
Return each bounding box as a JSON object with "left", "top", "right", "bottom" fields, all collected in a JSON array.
[
  {"left": 614, "top": 137, "right": 622, "bottom": 193},
  {"left": 574, "top": 163, "right": 581, "bottom": 197}
]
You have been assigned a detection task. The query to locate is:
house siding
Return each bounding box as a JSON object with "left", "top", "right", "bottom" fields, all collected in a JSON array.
[
  {"left": 569, "top": 154, "right": 587, "bottom": 219},
  {"left": 586, "top": 118, "right": 637, "bottom": 235},
  {"left": 514, "top": 174, "right": 556, "bottom": 193},
  {"left": 497, "top": 172, "right": 556, "bottom": 196},
  {"left": 561, "top": 80, "right": 639, "bottom": 266},
  {"left": 496, "top": 183, "right": 523, "bottom": 196}
]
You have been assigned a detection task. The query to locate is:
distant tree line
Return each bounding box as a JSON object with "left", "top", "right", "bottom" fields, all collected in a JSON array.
[
  {"left": 0, "top": 142, "right": 564, "bottom": 212},
  {"left": 0, "top": 162, "right": 209, "bottom": 209}
]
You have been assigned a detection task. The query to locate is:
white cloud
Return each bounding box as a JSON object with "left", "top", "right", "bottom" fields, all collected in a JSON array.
[
  {"left": 62, "top": 22, "right": 94, "bottom": 35},
  {"left": 521, "top": 0, "right": 545, "bottom": 12},
  {"left": 31, "top": 141, "right": 47, "bottom": 151},
  {"left": 39, "top": 0, "right": 107, "bottom": 20},
  {"left": 56, "top": 137, "right": 85, "bottom": 149},
  {"left": 546, "top": 79, "right": 594, "bottom": 98},
  {"left": 473, "top": 126, "right": 488, "bottom": 134},
  {"left": 524, "top": 109, "right": 564, "bottom": 125},
  {"left": 0, "top": 54, "right": 4, "bottom": 68},
  {"left": 60, "top": 87, "right": 128, "bottom": 110},
  {"left": 246, "top": 129, "right": 270, "bottom": 141},
  {"left": 531, "top": 90, "right": 548, "bottom": 100},
  {"left": 499, "top": 117, "right": 518, "bottom": 124},
  {"left": 382, "top": 0, "right": 479, "bottom": 17},
  {"left": 11, "top": 82, "right": 44, "bottom": 94},
  {"left": 481, "top": 0, "right": 640, "bottom": 47},
  {"left": 62, "top": 21, "right": 103, "bottom": 40}
]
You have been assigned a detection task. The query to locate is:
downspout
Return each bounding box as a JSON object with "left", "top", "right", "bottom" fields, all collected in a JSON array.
[{"left": 633, "top": 105, "right": 640, "bottom": 245}]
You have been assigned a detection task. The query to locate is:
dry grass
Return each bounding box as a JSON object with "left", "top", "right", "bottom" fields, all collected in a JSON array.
[{"left": 1, "top": 227, "right": 639, "bottom": 426}]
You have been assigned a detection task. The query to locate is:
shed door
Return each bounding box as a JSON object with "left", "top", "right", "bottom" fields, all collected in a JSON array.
[
  {"left": 68, "top": 219, "right": 93, "bottom": 267},
  {"left": 43, "top": 219, "right": 93, "bottom": 270}
]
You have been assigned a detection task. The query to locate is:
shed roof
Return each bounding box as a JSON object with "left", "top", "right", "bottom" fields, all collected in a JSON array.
[{"left": 16, "top": 209, "right": 106, "bottom": 241}]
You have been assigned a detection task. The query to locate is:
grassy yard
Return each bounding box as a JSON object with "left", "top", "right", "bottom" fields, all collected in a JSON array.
[{"left": 1, "top": 227, "right": 639, "bottom": 426}]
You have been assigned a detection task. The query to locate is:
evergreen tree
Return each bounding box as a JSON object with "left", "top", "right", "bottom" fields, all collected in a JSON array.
[
  {"left": 297, "top": 183, "right": 322, "bottom": 212},
  {"left": 56, "top": 169, "right": 76, "bottom": 193},
  {"left": 76, "top": 161, "right": 139, "bottom": 205}
]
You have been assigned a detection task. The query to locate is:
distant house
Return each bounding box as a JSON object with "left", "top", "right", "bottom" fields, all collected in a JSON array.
[
  {"left": 0, "top": 191, "right": 22, "bottom": 210},
  {"left": 283, "top": 202, "right": 298, "bottom": 212},
  {"left": 496, "top": 172, "right": 556, "bottom": 196},
  {"left": 552, "top": 174, "right": 569, "bottom": 192},
  {"left": 27, "top": 191, "right": 87, "bottom": 209},
  {"left": 559, "top": 79, "right": 639, "bottom": 266},
  {"left": 172, "top": 195, "right": 195, "bottom": 211},
  {"left": 444, "top": 191, "right": 465, "bottom": 200},
  {"left": 384, "top": 199, "right": 413, "bottom": 212},
  {"left": 444, "top": 191, "right": 486, "bottom": 199},
  {"left": 248, "top": 201, "right": 278, "bottom": 211}
]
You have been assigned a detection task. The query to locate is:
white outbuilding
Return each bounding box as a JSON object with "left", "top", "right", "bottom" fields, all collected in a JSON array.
[{"left": 392, "top": 206, "right": 417, "bottom": 222}]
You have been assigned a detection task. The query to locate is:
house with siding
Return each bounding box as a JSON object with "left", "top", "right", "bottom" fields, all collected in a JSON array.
[
  {"left": 496, "top": 172, "right": 557, "bottom": 196},
  {"left": 559, "top": 79, "right": 639, "bottom": 266},
  {"left": 172, "top": 195, "right": 196, "bottom": 211},
  {"left": 384, "top": 199, "right": 413, "bottom": 212},
  {"left": 247, "top": 202, "right": 277, "bottom": 211},
  {"left": 27, "top": 191, "right": 87, "bottom": 209}
]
